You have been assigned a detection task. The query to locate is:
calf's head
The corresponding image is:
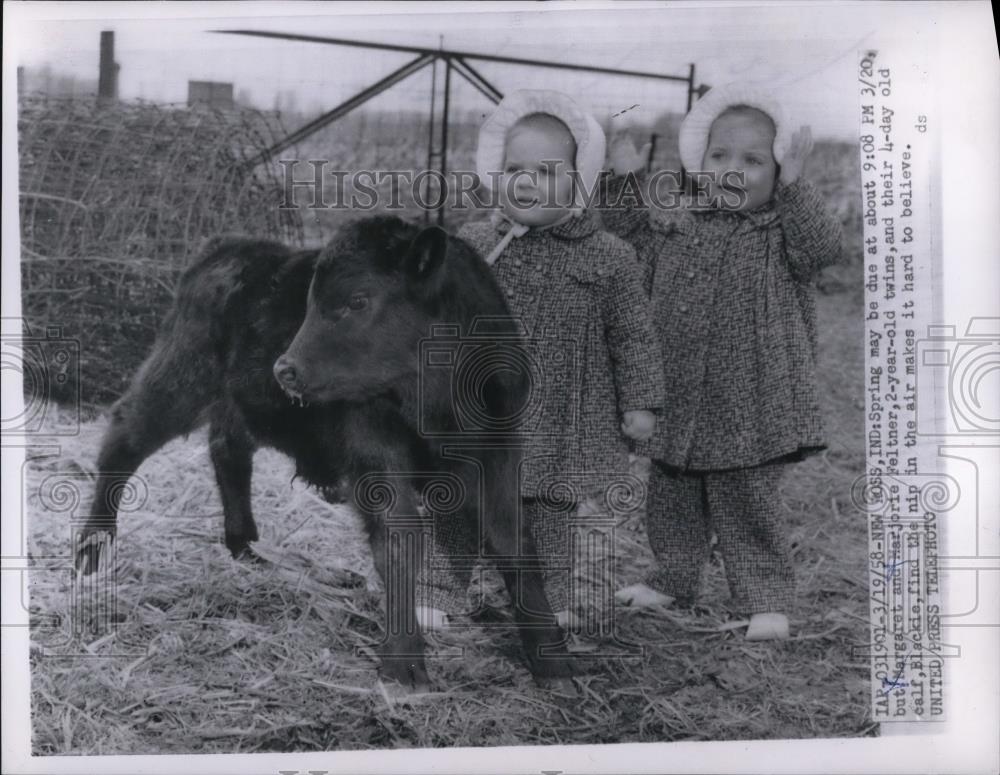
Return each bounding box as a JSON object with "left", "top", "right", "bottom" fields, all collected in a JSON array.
[{"left": 274, "top": 217, "right": 449, "bottom": 403}]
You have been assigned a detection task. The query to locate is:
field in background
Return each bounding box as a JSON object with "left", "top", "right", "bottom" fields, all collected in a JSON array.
[{"left": 21, "top": 106, "right": 871, "bottom": 751}]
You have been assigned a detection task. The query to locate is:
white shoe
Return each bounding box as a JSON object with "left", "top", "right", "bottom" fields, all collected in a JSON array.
[
  {"left": 555, "top": 609, "right": 574, "bottom": 629},
  {"left": 745, "top": 612, "right": 790, "bottom": 641},
  {"left": 415, "top": 606, "right": 449, "bottom": 631},
  {"left": 614, "top": 583, "right": 675, "bottom": 609}
]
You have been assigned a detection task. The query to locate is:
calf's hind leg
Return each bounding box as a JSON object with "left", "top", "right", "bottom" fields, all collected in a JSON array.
[{"left": 76, "top": 337, "right": 221, "bottom": 574}]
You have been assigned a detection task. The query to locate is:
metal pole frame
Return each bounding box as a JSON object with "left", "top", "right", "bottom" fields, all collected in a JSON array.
[
  {"left": 451, "top": 56, "right": 504, "bottom": 104},
  {"left": 686, "top": 63, "right": 697, "bottom": 112},
  {"left": 217, "top": 30, "right": 701, "bottom": 226},
  {"left": 424, "top": 55, "right": 440, "bottom": 225},
  {"left": 98, "top": 30, "right": 118, "bottom": 105},
  {"left": 248, "top": 52, "right": 436, "bottom": 167},
  {"left": 217, "top": 29, "right": 694, "bottom": 85},
  {"left": 436, "top": 57, "right": 453, "bottom": 226}
]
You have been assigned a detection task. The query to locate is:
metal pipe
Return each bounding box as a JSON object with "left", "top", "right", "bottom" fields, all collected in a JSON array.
[
  {"left": 451, "top": 61, "right": 501, "bottom": 105},
  {"left": 452, "top": 56, "right": 503, "bottom": 103},
  {"left": 98, "top": 31, "right": 118, "bottom": 105},
  {"left": 424, "top": 55, "right": 439, "bottom": 225},
  {"left": 686, "top": 63, "right": 696, "bottom": 112},
  {"left": 437, "top": 57, "right": 452, "bottom": 226},
  {"left": 246, "top": 53, "right": 435, "bottom": 167},
  {"left": 646, "top": 133, "right": 659, "bottom": 172},
  {"left": 216, "top": 30, "right": 693, "bottom": 84}
]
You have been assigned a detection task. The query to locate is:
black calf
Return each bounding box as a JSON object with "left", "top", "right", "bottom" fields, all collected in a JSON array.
[{"left": 77, "top": 221, "right": 572, "bottom": 689}]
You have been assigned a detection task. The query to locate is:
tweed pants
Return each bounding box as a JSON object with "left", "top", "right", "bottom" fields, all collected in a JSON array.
[
  {"left": 417, "top": 507, "right": 479, "bottom": 616},
  {"left": 418, "top": 494, "right": 611, "bottom": 617},
  {"left": 644, "top": 461, "right": 794, "bottom": 614},
  {"left": 522, "top": 496, "right": 574, "bottom": 614}
]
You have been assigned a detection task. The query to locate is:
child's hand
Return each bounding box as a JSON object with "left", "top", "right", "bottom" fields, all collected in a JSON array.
[
  {"left": 779, "top": 125, "right": 814, "bottom": 185},
  {"left": 621, "top": 409, "right": 656, "bottom": 441},
  {"left": 608, "top": 133, "right": 651, "bottom": 176}
]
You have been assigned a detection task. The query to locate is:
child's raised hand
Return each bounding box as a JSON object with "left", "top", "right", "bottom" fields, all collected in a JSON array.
[
  {"left": 779, "top": 125, "right": 814, "bottom": 185},
  {"left": 621, "top": 409, "right": 656, "bottom": 441},
  {"left": 608, "top": 133, "right": 651, "bottom": 176}
]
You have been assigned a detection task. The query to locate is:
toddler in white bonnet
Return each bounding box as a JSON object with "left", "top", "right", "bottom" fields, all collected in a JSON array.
[
  {"left": 606, "top": 83, "right": 844, "bottom": 640},
  {"left": 419, "top": 90, "right": 664, "bottom": 635}
]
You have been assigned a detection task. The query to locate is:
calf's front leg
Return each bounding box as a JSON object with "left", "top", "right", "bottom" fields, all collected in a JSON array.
[{"left": 353, "top": 471, "right": 431, "bottom": 692}]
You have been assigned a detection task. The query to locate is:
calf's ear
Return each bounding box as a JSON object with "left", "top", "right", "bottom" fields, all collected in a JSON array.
[{"left": 404, "top": 226, "right": 448, "bottom": 282}]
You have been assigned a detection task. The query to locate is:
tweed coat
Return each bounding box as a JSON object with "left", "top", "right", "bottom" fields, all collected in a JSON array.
[
  {"left": 457, "top": 212, "right": 664, "bottom": 499},
  {"left": 602, "top": 177, "right": 843, "bottom": 471}
]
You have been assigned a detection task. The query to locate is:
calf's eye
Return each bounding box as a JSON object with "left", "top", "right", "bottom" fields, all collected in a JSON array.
[{"left": 349, "top": 295, "right": 368, "bottom": 310}]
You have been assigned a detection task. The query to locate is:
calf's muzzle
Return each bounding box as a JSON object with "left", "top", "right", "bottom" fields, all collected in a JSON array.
[{"left": 273, "top": 355, "right": 308, "bottom": 403}]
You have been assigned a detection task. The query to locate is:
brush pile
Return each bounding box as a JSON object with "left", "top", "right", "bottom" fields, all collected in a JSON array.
[{"left": 17, "top": 96, "right": 303, "bottom": 406}]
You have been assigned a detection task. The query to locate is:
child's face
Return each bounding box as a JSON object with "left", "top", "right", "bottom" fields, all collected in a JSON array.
[
  {"left": 500, "top": 119, "right": 577, "bottom": 227},
  {"left": 701, "top": 108, "right": 777, "bottom": 211}
]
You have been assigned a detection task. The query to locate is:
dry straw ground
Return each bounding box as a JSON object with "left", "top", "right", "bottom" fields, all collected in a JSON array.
[
  {"left": 21, "top": 129, "right": 872, "bottom": 751},
  {"left": 23, "top": 289, "right": 872, "bottom": 753}
]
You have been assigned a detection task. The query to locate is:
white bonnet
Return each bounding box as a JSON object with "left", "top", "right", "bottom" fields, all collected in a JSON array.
[
  {"left": 476, "top": 89, "right": 607, "bottom": 210},
  {"left": 678, "top": 82, "right": 791, "bottom": 172}
]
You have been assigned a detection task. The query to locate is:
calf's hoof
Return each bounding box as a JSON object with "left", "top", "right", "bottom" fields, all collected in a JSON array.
[
  {"left": 227, "top": 539, "right": 266, "bottom": 565},
  {"left": 528, "top": 639, "right": 578, "bottom": 690},
  {"left": 325, "top": 565, "right": 366, "bottom": 589},
  {"left": 379, "top": 657, "right": 433, "bottom": 695},
  {"left": 527, "top": 648, "right": 576, "bottom": 683},
  {"left": 74, "top": 534, "right": 111, "bottom": 576},
  {"left": 534, "top": 674, "right": 578, "bottom": 693}
]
